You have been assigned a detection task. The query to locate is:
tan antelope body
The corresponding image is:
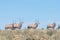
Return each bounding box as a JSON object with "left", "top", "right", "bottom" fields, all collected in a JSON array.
[
  {"left": 27, "top": 22, "right": 39, "bottom": 29},
  {"left": 47, "top": 22, "right": 56, "bottom": 29},
  {"left": 5, "top": 22, "right": 23, "bottom": 30},
  {"left": 5, "top": 24, "right": 14, "bottom": 29},
  {"left": 13, "top": 22, "right": 23, "bottom": 29}
]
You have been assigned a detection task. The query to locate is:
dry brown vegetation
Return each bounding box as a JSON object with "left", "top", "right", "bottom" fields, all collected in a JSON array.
[{"left": 0, "top": 29, "right": 60, "bottom": 40}]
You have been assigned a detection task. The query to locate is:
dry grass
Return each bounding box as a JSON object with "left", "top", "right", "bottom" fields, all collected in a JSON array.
[{"left": 0, "top": 29, "right": 60, "bottom": 40}]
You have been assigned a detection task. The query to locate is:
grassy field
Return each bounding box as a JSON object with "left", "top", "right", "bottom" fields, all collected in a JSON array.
[{"left": 0, "top": 29, "right": 60, "bottom": 40}]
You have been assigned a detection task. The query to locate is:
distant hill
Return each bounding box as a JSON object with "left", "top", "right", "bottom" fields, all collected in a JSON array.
[{"left": 0, "top": 29, "right": 60, "bottom": 40}]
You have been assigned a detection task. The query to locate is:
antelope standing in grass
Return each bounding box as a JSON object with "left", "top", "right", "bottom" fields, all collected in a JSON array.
[
  {"left": 5, "top": 22, "right": 24, "bottom": 30},
  {"left": 27, "top": 22, "right": 40, "bottom": 29},
  {"left": 5, "top": 23, "right": 14, "bottom": 30},
  {"left": 13, "top": 22, "right": 23, "bottom": 29},
  {"left": 47, "top": 22, "right": 56, "bottom": 29}
]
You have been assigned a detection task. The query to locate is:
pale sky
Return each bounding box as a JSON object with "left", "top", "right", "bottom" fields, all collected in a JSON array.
[{"left": 0, "top": 0, "right": 60, "bottom": 29}]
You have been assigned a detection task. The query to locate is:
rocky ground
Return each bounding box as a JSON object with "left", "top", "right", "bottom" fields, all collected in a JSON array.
[{"left": 0, "top": 29, "right": 60, "bottom": 40}]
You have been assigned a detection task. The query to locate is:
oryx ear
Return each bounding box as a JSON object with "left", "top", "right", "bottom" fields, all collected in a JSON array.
[
  {"left": 35, "top": 19, "right": 40, "bottom": 24},
  {"left": 53, "top": 22, "right": 56, "bottom": 25}
]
